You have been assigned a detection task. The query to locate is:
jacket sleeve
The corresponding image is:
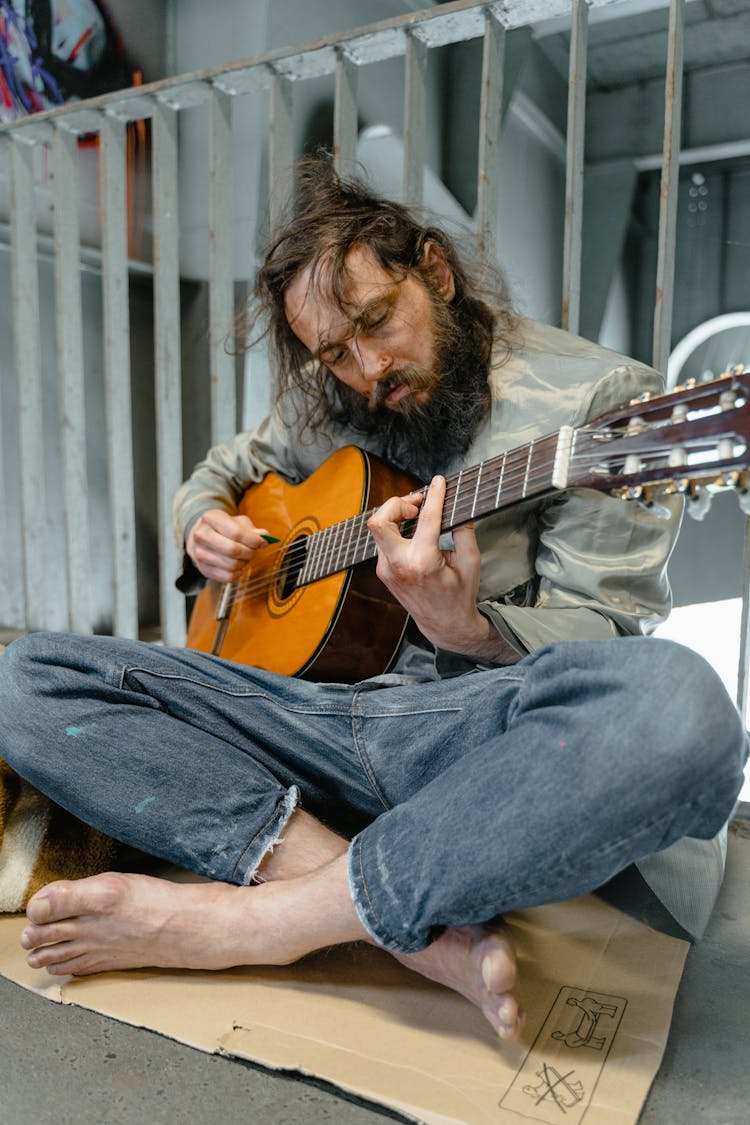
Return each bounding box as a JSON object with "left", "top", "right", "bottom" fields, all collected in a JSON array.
[
  {"left": 172, "top": 411, "right": 303, "bottom": 540},
  {"left": 480, "top": 490, "right": 682, "bottom": 655},
  {"left": 477, "top": 364, "right": 683, "bottom": 656}
]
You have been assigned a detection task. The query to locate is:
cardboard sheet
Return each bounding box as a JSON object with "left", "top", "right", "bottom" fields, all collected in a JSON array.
[{"left": 0, "top": 893, "right": 687, "bottom": 1124}]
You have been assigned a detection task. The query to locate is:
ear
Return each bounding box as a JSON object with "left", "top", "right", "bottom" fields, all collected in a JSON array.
[{"left": 421, "top": 240, "right": 456, "bottom": 303}]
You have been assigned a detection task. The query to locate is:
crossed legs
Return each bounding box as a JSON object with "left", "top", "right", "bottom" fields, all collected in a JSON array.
[
  {"left": 20, "top": 808, "right": 523, "bottom": 1039},
  {"left": 7, "top": 632, "right": 748, "bottom": 1047}
]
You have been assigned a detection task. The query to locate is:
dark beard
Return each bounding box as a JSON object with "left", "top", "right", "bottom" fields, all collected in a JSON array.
[{"left": 331, "top": 296, "right": 492, "bottom": 482}]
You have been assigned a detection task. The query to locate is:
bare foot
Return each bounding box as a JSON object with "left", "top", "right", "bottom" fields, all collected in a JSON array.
[
  {"left": 21, "top": 862, "right": 522, "bottom": 1042},
  {"left": 20, "top": 868, "right": 361, "bottom": 976},
  {"left": 393, "top": 922, "right": 522, "bottom": 1040}
]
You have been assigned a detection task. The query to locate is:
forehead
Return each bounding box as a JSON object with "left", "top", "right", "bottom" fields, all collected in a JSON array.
[{"left": 283, "top": 245, "right": 399, "bottom": 350}]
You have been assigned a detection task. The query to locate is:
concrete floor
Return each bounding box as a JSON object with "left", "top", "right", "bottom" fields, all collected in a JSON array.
[{"left": 0, "top": 806, "right": 748, "bottom": 1125}]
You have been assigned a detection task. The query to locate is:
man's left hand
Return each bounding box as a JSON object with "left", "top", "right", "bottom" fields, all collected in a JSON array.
[{"left": 367, "top": 476, "right": 518, "bottom": 664}]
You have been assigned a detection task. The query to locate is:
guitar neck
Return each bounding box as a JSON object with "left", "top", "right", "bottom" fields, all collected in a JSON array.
[
  {"left": 296, "top": 364, "right": 750, "bottom": 588},
  {"left": 298, "top": 432, "right": 562, "bottom": 586}
]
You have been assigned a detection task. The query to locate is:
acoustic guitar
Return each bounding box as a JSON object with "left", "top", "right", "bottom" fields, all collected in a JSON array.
[{"left": 186, "top": 368, "right": 750, "bottom": 682}]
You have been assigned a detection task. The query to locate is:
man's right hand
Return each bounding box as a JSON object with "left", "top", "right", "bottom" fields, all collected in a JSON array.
[{"left": 186, "top": 508, "right": 273, "bottom": 583}]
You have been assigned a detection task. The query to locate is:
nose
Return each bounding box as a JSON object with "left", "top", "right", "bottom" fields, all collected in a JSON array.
[{"left": 354, "top": 338, "right": 391, "bottom": 385}]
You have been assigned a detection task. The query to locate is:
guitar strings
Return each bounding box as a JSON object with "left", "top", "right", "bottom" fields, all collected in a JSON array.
[
  {"left": 218, "top": 430, "right": 624, "bottom": 610},
  {"left": 226, "top": 440, "right": 564, "bottom": 605},
  {"left": 210, "top": 378, "right": 750, "bottom": 610},
  {"left": 222, "top": 428, "right": 675, "bottom": 608}
]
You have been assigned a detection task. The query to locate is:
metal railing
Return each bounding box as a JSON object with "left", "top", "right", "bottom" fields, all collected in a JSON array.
[{"left": 3, "top": 0, "right": 731, "bottom": 705}]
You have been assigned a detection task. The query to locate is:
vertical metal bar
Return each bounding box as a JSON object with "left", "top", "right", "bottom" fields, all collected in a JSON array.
[
  {"left": 0, "top": 387, "right": 12, "bottom": 623},
  {"left": 9, "top": 136, "right": 47, "bottom": 631},
  {"left": 208, "top": 85, "right": 236, "bottom": 446},
  {"left": 476, "top": 8, "right": 506, "bottom": 266},
  {"left": 0, "top": 302, "right": 8, "bottom": 624},
  {"left": 52, "top": 123, "right": 92, "bottom": 633},
  {"left": 334, "top": 48, "right": 358, "bottom": 175},
  {"left": 561, "top": 0, "right": 589, "bottom": 335},
  {"left": 0, "top": 135, "right": 22, "bottom": 633},
  {"left": 269, "top": 70, "right": 293, "bottom": 234},
  {"left": 100, "top": 112, "right": 138, "bottom": 639},
  {"left": 652, "top": 0, "right": 685, "bottom": 374},
  {"left": 403, "top": 30, "right": 427, "bottom": 205},
  {"left": 738, "top": 517, "right": 750, "bottom": 724},
  {"left": 152, "top": 97, "right": 186, "bottom": 646}
]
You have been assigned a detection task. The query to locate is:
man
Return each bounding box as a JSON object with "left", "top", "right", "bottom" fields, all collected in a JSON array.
[{"left": 0, "top": 161, "right": 745, "bottom": 1041}]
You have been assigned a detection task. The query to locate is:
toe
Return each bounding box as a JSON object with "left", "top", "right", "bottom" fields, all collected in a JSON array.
[
  {"left": 27, "top": 873, "right": 129, "bottom": 925},
  {"left": 481, "top": 993, "right": 522, "bottom": 1039},
  {"left": 27, "top": 938, "right": 84, "bottom": 970},
  {"left": 480, "top": 937, "right": 517, "bottom": 994},
  {"left": 26, "top": 880, "right": 82, "bottom": 924},
  {"left": 25, "top": 891, "right": 54, "bottom": 925},
  {"left": 21, "top": 920, "right": 82, "bottom": 950},
  {"left": 497, "top": 994, "right": 521, "bottom": 1039},
  {"left": 46, "top": 951, "right": 106, "bottom": 977}
]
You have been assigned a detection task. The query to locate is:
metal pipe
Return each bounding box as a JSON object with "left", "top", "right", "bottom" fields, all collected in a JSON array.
[
  {"left": 52, "top": 123, "right": 92, "bottom": 633},
  {"left": 152, "top": 98, "right": 186, "bottom": 646},
  {"left": 403, "top": 30, "right": 427, "bottom": 205},
  {"left": 0, "top": 0, "right": 620, "bottom": 137},
  {"left": 269, "top": 69, "right": 294, "bottom": 233},
  {"left": 100, "top": 112, "right": 139, "bottom": 639},
  {"left": 738, "top": 518, "right": 750, "bottom": 723},
  {"left": 561, "top": 0, "right": 589, "bottom": 335},
  {"left": 334, "top": 49, "right": 358, "bottom": 174},
  {"left": 476, "top": 7, "right": 506, "bottom": 266},
  {"left": 652, "top": 0, "right": 685, "bottom": 375},
  {"left": 9, "top": 136, "right": 47, "bottom": 630},
  {"left": 208, "top": 85, "right": 236, "bottom": 446}
]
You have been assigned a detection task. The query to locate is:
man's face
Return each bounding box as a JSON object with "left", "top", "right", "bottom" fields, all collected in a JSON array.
[{"left": 283, "top": 243, "right": 456, "bottom": 415}]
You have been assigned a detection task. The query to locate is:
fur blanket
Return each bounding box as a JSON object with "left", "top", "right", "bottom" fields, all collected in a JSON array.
[
  {"left": 0, "top": 644, "right": 138, "bottom": 912},
  {"left": 0, "top": 756, "right": 137, "bottom": 912}
]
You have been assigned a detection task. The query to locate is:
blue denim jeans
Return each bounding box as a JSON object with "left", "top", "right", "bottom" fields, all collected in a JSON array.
[{"left": 0, "top": 632, "right": 746, "bottom": 954}]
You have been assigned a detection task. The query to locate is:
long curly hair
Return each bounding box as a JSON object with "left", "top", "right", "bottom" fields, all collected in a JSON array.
[{"left": 241, "top": 156, "right": 517, "bottom": 436}]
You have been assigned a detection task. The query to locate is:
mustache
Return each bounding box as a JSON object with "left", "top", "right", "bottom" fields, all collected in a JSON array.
[{"left": 367, "top": 366, "right": 436, "bottom": 412}]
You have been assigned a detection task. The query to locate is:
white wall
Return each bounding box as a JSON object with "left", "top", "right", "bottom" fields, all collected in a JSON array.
[{"left": 598, "top": 265, "right": 632, "bottom": 355}]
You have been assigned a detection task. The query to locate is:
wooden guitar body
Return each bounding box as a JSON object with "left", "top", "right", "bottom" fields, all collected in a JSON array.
[{"left": 186, "top": 447, "right": 417, "bottom": 681}]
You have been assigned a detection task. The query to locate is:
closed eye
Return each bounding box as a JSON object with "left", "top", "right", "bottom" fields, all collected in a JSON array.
[
  {"left": 361, "top": 307, "right": 390, "bottom": 332},
  {"left": 320, "top": 345, "right": 348, "bottom": 368}
]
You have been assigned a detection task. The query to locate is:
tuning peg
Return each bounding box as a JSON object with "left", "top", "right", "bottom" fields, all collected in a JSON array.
[
  {"left": 720, "top": 389, "right": 739, "bottom": 411},
  {"left": 642, "top": 480, "right": 683, "bottom": 518},
  {"left": 686, "top": 486, "right": 713, "bottom": 521}
]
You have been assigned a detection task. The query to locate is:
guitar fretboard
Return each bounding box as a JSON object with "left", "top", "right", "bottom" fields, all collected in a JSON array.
[{"left": 297, "top": 432, "right": 563, "bottom": 587}]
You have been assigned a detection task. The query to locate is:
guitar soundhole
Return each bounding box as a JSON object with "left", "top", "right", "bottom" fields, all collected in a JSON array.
[{"left": 276, "top": 535, "right": 308, "bottom": 601}]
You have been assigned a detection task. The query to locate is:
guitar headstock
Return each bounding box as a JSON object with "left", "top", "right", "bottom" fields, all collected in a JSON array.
[{"left": 573, "top": 365, "right": 750, "bottom": 518}]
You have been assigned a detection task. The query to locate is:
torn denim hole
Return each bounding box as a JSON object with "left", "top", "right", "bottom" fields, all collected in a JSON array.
[{"left": 233, "top": 784, "right": 300, "bottom": 886}]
